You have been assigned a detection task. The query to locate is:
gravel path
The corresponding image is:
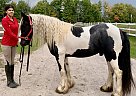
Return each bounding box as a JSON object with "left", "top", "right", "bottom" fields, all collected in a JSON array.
[{"left": 0, "top": 44, "right": 136, "bottom": 96}]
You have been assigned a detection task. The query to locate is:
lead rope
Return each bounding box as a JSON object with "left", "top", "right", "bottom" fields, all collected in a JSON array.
[
  {"left": 19, "top": 46, "right": 24, "bottom": 85},
  {"left": 26, "top": 40, "right": 32, "bottom": 71},
  {"left": 19, "top": 40, "right": 32, "bottom": 85}
]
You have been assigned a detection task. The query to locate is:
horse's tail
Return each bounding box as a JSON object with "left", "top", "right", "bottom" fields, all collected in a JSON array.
[{"left": 118, "top": 30, "right": 135, "bottom": 95}]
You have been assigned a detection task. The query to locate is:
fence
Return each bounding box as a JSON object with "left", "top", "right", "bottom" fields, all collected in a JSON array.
[
  {"left": 0, "top": 24, "right": 3, "bottom": 39},
  {"left": 112, "top": 23, "right": 136, "bottom": 37},
  {"left": 0, "top": 23, "right": 136, "bottom": 40},
  {"left": 82, "top": 22, "right": 136, "bottom": 37}
]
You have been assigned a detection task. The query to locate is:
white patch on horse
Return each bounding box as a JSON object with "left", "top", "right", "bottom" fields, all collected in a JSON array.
[
  {"left": 106, "top": 23, "right": 123, "bottom": 95},
  {"left": 106, "top": 23, "right": 122, "bottom": 54},
  {"left": 64, "top": 26, "right": 92, "bottom": 55}
]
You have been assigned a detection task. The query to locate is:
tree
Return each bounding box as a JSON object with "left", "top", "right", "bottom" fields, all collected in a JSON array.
[
  {"left": 31, "top": 0, "right": 50, "bottom": 15},
  {"left": 50, "top": 0, "right": 63, "bottom": 19},
  {"left": 74, "top": 0, "right": 102, "bottom": 22},
  {"left": 62, "top": 0, "right": 76, "bottom": 23},
  {"left": 125, "top": 4, "right": 136, "bottom": 22},
  {"left": 0, "top": 0, "right": 10, "bottom": 21},
  {"left": 16, "top": 0, "right": 30, "bottom": 20},
  {"left": 89, "top": 2, "right": 102, "bottom": 22},
  {"left": 111, "top": 3, "right": 136, "bottom": 23},
  {"left": 80, "top": 0, "right": 91, "bottom": 22},
  {"left": 103, "top": 1, "right": 112, "bottom": 22}
]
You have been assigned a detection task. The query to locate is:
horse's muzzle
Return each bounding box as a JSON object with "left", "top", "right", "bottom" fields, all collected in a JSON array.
[{"left": 20, "top": 40, "right": 30, "bottom": 46}]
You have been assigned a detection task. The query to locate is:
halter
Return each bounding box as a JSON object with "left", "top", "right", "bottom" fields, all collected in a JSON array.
[
  {"left": 19, "top": 16, "right": 33, "bottom": 41},
  {"left": 19, "top": 15, "right": 33, "bottom": 85}
]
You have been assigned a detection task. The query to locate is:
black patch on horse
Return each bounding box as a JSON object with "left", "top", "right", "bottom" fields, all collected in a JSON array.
[
  {"left": 66, "top": 49, "right": 98, "bottom": 58},
  {"left": 89, "top": 23, "right": 116, "bottom": 61},
  {"left": 71, "top": 26, "right": 84, "bottom": 37},
  {"left": 47, "top": 41, "right": 61, "bottom": 71}
]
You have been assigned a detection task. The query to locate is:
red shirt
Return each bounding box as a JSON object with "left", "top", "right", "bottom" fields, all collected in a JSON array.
[{"left": 1, "top": 16, "right": 18, "bottom": 46}]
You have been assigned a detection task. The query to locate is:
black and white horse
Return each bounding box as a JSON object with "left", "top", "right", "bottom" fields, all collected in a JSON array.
[{"left": 20, "top": 12, "right": 135, "bottom": 96}]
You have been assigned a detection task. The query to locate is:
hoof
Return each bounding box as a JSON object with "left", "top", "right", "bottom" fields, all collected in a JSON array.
[
  {"left": 55, "top": 86, "right": 69, "bottom": 94},
  {"left": 100, "top": 86, "right": 113, "bottom": 92},
  {"left": 55, "top": 79, "right": 75, "bottom": 94},
  {"left": 7, "top": 81, "right": 19, "bottom": 88}
]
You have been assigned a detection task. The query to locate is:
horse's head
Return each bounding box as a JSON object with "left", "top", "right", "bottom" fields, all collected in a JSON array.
[{"left": 20, "top": 12, "right": 33, "bottom": 46}]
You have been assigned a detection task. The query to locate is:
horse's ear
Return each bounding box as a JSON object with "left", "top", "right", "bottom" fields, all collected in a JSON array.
[{"left": 21, "top": 12, "right": 27, "bottom": 18}]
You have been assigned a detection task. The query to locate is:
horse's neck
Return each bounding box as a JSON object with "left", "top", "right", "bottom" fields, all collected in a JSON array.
[
  {"left": 31, "top": 14, "right": 73, "bottom": 48},
  {"left": 31, "top": 15, "right": 47, "bottom": 47}
]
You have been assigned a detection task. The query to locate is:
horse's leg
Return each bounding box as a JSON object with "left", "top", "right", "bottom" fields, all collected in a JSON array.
[
  {"left": 64, "top": 57, "right": 75, "bottom": 88},
  {"left": 110, "top": 59, "right": 123, "bottom": 96},
  {"left": 100, "top": 61, "right": 113, "bottom": 92},
  {"left": 55, "top": 47, "right": 70, "bottom": 94}
]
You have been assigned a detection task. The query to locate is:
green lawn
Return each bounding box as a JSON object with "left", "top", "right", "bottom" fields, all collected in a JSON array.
[{"left": 129, "top": 36, "right": 136, "bottom": 59}]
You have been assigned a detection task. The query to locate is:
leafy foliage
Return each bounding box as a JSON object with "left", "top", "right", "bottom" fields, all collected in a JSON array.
[
  {"left": 0, "top": 0, "right": 10, "bottom": 21},
  {"left": 16, "top": 1, "right": 30, "bottom": 19},
  {"left": 31, "top": 0, "right": 49, "bottom": 15},
  {"left": 49, "top": 0, "right": 60, "bottom": 17},
  {"left": 61, "top": 0, "right": 76, "bottom": 23},
  {"left": 103, "top": 3, "right": 136, "bottom": 23}
]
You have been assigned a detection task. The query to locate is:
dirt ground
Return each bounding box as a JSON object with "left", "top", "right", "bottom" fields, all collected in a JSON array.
[{"left": 0, "top": 44, "right": 136, "bottom": 96}]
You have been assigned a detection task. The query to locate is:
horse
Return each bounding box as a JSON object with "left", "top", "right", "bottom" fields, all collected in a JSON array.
[{"left": 19, "top": 12, "right": 135, "bottom": 96}]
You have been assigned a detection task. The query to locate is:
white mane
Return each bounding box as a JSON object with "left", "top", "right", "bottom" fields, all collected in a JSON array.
[{"left": 29, "top": 14, "right": 73, "bottom": 47}]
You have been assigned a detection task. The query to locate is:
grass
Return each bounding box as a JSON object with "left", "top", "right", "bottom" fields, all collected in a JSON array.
[{"left": 129, "top": 36, "right": 136, "bottom": 59}]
